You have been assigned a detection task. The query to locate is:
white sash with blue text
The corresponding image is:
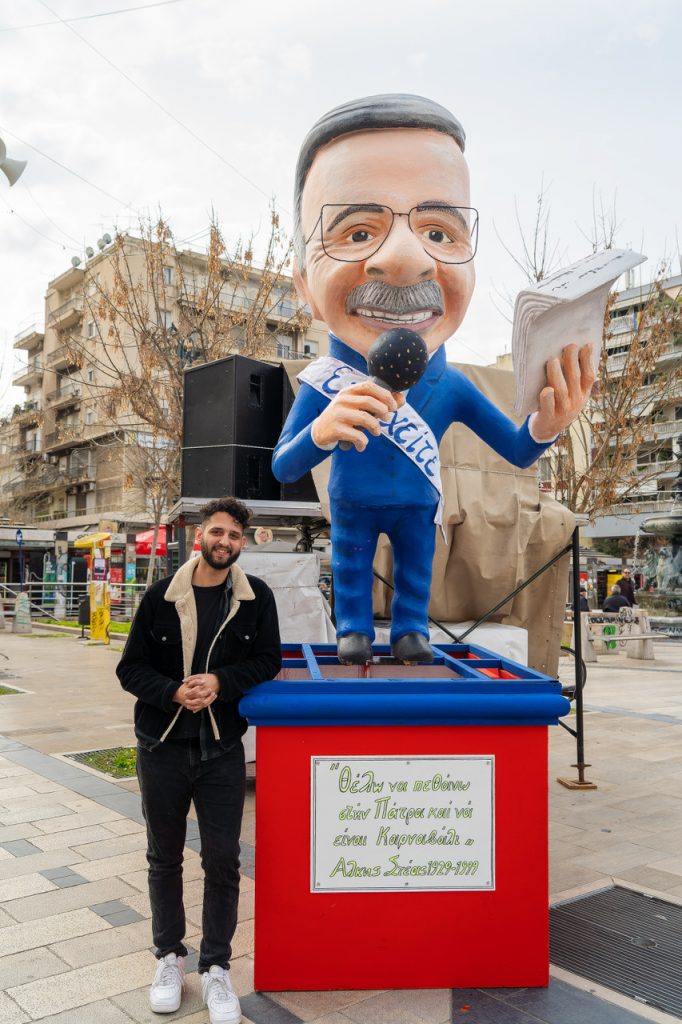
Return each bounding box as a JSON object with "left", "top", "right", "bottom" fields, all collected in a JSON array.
[{"left": 298, "top": 356, "right": 445, "bottom": 539}]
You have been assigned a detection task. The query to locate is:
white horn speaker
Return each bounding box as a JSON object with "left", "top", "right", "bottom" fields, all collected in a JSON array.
[{"left": 0, "top": 137, "right": 27, "bottom": 187}]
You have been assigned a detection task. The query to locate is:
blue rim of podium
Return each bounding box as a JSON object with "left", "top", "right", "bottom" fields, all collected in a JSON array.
[{"left": 239, "top": 643, "right": 570, "bottom": 727}]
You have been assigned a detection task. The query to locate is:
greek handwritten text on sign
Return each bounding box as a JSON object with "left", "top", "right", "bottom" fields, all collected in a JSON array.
[{"left": 311, "top": 756, "right": 494, "bottom": 893}]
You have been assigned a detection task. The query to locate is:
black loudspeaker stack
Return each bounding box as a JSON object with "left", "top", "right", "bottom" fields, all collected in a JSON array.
[{"left": 181, "top": 355, "right": 317, "bottom": 503}]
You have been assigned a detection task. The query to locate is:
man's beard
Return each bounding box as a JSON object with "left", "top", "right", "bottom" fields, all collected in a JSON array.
[{"left": 201, "top": 538, "right": 241, "bottom": 571}]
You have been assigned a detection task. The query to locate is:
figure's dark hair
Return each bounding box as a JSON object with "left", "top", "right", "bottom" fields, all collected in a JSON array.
[
  {"left": 199, "top": 496, "right": 251, "bottom": 530},
  {"left": 294, "top": 93, "right": 466, "bottom": 267}
]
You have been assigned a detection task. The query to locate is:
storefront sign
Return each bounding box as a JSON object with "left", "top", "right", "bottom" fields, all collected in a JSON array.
[{"left": 311, "top": 756, "right": 494, "bottom": 893}]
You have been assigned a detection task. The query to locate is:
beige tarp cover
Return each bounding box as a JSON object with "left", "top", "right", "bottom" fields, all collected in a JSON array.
[{"left": 283, "top": 360, "right": 574, "bottom": 675}]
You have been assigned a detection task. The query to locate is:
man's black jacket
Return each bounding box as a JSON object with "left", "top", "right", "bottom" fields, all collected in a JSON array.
[{"left": 117, "top": 559, "right": 281, "bottom": 749}]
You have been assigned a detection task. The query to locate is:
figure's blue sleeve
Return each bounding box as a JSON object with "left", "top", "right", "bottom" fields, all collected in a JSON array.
[
  {"left": 272, "top": 382, "right": 331, "bottom": 483},
  {"left": 452, "top": 369, "right": 554, "bottom": 468}
]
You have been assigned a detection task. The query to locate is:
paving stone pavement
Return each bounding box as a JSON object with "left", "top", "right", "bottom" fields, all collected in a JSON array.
[{"left": 0, "top": 631, "right": 681, "bottom": 1022}]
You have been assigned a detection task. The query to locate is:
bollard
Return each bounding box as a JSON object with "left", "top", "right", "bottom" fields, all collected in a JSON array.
[
  {"left": 12, "top": 592, "right": 32, "bottom": 634},
  {"left": 78, "top": 596, "right": 90, "bottom": 639}
]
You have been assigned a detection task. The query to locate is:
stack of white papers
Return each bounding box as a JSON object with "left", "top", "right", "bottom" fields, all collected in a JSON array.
[{"left": 512, "top": 249, "right": 647, "bottom": 418}]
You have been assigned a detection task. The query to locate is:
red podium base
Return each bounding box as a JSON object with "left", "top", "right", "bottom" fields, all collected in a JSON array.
[
  {"left": 254, "top": 724, "right": 549, "bottom": 991},
  {"left": 240, "top": 643, "right": 568, "bottom": 992}
]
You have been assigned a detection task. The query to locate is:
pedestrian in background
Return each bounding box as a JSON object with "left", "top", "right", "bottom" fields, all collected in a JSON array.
[
  {"left": 602, "top": 584, "right": 631, "bottom": 613},
  {"left": 616, "top": 568, "right": 637, "bottom": 606}
]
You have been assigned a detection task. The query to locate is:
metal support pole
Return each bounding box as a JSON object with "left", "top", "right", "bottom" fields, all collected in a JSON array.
[
  {"left": 557, "top": 524, "right": 597, "bottom": 790},
  {"left": 177, "top": 515, "right": 187, "bottom": 565}
]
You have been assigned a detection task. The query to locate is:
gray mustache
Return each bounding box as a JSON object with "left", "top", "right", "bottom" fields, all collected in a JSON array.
[{"left": 346, "top": 281, "right": 444, "bottom": 315}]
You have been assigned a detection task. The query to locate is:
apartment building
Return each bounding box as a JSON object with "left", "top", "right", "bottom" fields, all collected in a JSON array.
[
  {"left": 583, "top": 270, "right": 682, "bottom": 540},
  {"left": 1, "top": 235, "right": 328, "bottom": 530}
]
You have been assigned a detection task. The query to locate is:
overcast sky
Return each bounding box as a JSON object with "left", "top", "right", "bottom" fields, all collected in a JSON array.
[{"left": 1, "top": 0, "right": 679, "bottom": 410}]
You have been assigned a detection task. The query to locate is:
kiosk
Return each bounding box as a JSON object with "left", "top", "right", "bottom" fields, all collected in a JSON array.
[{"left": 241, "top": 642, "right": 569, "bottom": 991}]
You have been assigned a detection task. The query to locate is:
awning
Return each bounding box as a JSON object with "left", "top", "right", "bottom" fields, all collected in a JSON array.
[{"left": 135, "top": 526, "right": 200, "bottom": 556}]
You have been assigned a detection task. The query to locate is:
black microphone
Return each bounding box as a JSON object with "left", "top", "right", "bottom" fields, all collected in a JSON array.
[{"left": 339, "top": 328, "right": 429, "bottom": 450}]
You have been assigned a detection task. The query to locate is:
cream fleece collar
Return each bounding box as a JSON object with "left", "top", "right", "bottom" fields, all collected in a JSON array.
[
  {"left": 164, "top": 557, "right": 255, "bottom": 604},
  {"left": 158, "top": 557, "right": 255, "bottom": 745}
]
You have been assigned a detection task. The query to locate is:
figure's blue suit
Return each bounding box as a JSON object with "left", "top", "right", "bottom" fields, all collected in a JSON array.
[{"left": 272, "top": 335, "right": 553, "bottom": 643}]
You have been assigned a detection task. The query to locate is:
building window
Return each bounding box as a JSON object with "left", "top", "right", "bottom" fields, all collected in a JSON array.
[
  {"left": 163, "top": 266, "right": 173, "bottom": 286},
  {"left": 87, "top": 320, "right": 96, "bottom": 338},
  {"left": 156, "top": 308, "right": 172, "bottom": 329}
]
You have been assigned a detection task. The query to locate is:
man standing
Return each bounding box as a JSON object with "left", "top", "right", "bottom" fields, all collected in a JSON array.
[
  {"left": 616, "top": 567, "right": 637, "bottom": 606},
  {"left": 117, "top": 497, "right": 281, "bottom": 1024}
]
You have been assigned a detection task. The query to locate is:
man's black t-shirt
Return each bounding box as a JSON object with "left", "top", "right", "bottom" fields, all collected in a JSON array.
[{"left": 171, "top": 580, "right": 230, "bottom": 740}]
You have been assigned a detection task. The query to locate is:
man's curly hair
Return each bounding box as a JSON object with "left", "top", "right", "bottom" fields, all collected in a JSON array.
[{"left": 199, "top": 496, "right": 251, "bottom": 531}]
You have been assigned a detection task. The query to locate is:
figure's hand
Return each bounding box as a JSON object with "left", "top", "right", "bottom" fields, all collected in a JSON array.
[
  {"left": 311, "top": 382, "right": 405, "bottom": 452},
  {"left": 532, "top": 343, "right": 595, "bottom": 441},
  {"left": 175, "top": 673, "right": 220, "bottom": 712}
]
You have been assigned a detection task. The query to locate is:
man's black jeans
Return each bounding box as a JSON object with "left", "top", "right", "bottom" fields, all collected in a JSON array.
[{"left": 136, "top": 738, "right": 245, "bottom": 974}]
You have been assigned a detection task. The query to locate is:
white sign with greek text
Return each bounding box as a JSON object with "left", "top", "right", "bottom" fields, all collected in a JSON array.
[{"left": 311, "top": 756, "right": 495, "bottom": 893}]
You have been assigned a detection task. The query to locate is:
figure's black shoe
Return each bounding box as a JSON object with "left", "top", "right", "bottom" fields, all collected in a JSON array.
[
  {"left": 337, "top": 633, "right": 373, "bottom": 665},
  {"left": 391, "top": 632, "right": 434, "bottom": 665}
]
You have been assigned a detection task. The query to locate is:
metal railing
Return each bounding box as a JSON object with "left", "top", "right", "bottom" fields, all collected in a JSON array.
[
  {"left": 12, "top": 357, "right": 42, "bottom": 383},
  {"left": 14, "top": 323, "right": 41, "bottom": 343},
  {"left": 8, "top": 469, "right": 59, "bottom": 496},
  {"left": 49, "top": 295, "right": 83, "bottom": 323},
  {"left": 47, "top": 381, "right": 81, "bottom": 404},
  {"left": 66, "top": 459, "right": 96, "bottom": 481},
  {"left": 11, "top": 438, "right": 41, "bottom": 454},
  {"left": 0, "top": 580, "right": 148, "bottom": 623},
  {"left": 46, "top": 344, "right": 70, "bottom": 365}
]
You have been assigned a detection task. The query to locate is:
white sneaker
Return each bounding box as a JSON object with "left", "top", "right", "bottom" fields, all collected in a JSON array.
[
  {"left": 149, "top": 952, "right": 185, "bottom": 1013},
  {"left": 201, "top": 965, "right": 242, "bottom": 1023}
]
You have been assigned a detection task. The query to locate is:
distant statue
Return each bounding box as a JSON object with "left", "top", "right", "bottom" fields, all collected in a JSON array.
[
  {"left": 642, "top": 547, "right": 659, "bottom": 590},
  {"left": 656, "top": 545, "right": 674, "bottom": 591},
  {"left": 671, "top": 545, "right": 682, "bottom": 589}
]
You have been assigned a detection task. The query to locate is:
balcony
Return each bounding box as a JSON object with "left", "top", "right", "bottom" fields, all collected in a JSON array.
[
  {"left": 11, "top": 438, "right": 41, "bottom": 455},
  {"left": 9, "top": 467, "right": 60, "bottom": 497},
  {"left": 12, "top": 356, "right": 43, "bottom": 387},
  {"left": 605, "top": 341, "right": 682, "bottom": 377},
  {"left": 271, "top": 298, "right": 301, "bottom": 320},
  {"left": 66, "top": 458, "right": 96, "bottom": 483},
  {"left": 44, "top": 422, "right": 81, "bottom": 450},
  {"left": 645, "top": 420, "right": 682, "bottom": 442},
  {"left": 607, "top": 316, "right": 634, "bottom": 337},
  {"left": 49, "top": 264, "right": 84, "bottom": 293},
  {"left": 47, "top": 381, "right": 81, "bottom": 409},
  {"left": 48, "top": 295, "right": 83, "bottom": 330},
  {"left": 46, "top": 343, "right": 79, "bottom": 371},
  {"left": 12, "top": 402, "right": 42, "bottom": 426},
  {"left": 13, "top": 326, "right": 44, "bottom": 352},
  {"left": 258, "top": 341, "right": 313, "bottom": 362},
  {"left": 601, "top": 498, "right": 677, "bottom": 517}
]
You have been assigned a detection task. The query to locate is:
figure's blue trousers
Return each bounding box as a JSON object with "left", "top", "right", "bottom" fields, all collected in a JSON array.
[{"left": 331, "top": 500, "right": 437, "bottom": 643}]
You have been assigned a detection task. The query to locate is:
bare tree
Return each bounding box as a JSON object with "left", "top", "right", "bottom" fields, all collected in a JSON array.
[{"left": 57, "top": 210, "right": 310, "bottom": 577}]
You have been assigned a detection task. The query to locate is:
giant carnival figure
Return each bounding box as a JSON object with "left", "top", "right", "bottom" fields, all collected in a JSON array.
[{"left": 273, "top": 94, "right": 594, "bottom": 666}]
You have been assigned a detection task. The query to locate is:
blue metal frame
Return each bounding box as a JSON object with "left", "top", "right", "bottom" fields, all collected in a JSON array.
[{"left": 239, "top": 642, "right": 570, "bottom": 727}]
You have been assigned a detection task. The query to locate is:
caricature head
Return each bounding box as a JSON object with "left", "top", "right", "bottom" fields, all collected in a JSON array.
[{"left": 294, "top": 94, "right": 477, "bottom": 357}]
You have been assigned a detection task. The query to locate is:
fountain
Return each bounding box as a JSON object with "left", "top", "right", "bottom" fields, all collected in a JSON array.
[{"left": 635, "top": 434, "right": 682, "bottom": 629}]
